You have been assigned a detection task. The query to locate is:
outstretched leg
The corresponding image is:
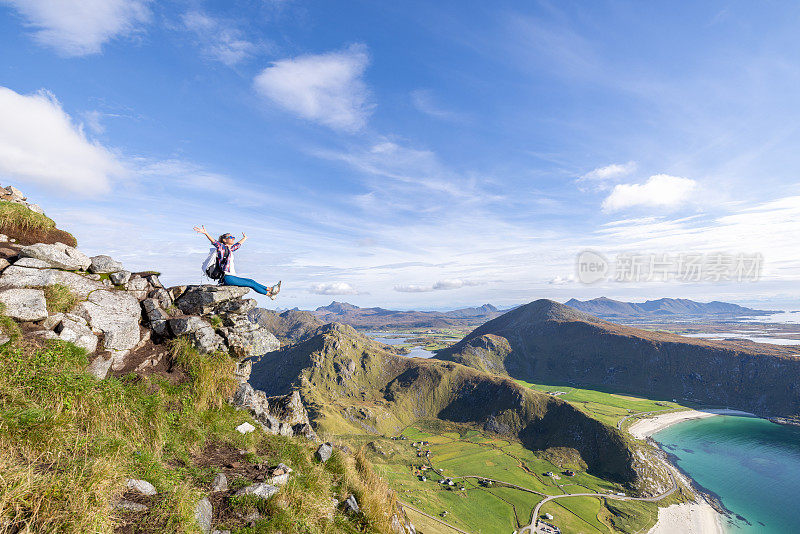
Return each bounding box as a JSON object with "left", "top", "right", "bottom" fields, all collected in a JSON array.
[{"left": 221, "top": 274, "right": 272, "bottom": 296}]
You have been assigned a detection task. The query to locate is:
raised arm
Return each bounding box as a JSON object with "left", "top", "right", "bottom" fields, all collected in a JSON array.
[
  {"left": 236, "top": 232, "right": 248, "bottom": 245},
  {"left": 193, "top": 225, "right": 215, "bottom": 244}
]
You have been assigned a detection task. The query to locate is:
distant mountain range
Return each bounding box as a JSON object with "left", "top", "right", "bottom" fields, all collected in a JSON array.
[
  {"left": 564, "top": 297, "right": 776, "bottom": 319},
  {"left": 437, "top": 299, "right": 800, "bottom": 418},
  {"left": 312, "top": 301, "right": 504, "bottom": 328}
]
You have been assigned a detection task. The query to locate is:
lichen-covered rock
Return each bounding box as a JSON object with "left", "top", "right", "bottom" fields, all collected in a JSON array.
[
  {"left": 73, "top": 290, "right": 141, "bottom": 352},
  {"left": 174, "top": 285, "right": 250, "bottom": 315},
  {"left": 0, "top": 288, "right": 47, "bottom": 321},
  {"left": 124, "top": 276, "right": 150, "bottom": 300},
  {"left": 13, "top": 257, "right": 50, "bottom": 268},
  {"left": 109, "top": 270, "right": 131, "bottom": 285},
  {"left": 234, "top": 483, "right": 278, "bottom": 500},
  {"left": 88, "top": 255, "right": 123, "bottom": 274},
  {"left": 86, "top": 354, "right": 114, "bottom": 379},
  {"left": 19, "top": 242, "right": 90, "bottom": 270},
  {"left": 214, "top": 298, "right": 257, "bottom": 315}
]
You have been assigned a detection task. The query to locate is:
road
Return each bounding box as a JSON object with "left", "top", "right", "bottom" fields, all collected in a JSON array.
[{"left": 517, "top": 471, "right": 678, "bottom": 534}]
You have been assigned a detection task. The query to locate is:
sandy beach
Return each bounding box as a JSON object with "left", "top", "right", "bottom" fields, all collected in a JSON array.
[
  {"left": 631, "top": 408, "right": 754, "bottom": 534},
  {"left": 629, "top": 408, "right": 755, "bottom": 440},
  {"left": 647, "top": 503, "right": 725, "bottom": 534}
]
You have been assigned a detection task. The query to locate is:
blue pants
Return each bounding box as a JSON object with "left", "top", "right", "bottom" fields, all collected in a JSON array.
[{"left": 222, "top": 274, "right": 270, "bottom": 295}]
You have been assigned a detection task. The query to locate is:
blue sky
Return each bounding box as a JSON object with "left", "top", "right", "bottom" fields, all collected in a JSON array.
[{"left": 2, "top": 1, "right": 800, "bottom": 310}]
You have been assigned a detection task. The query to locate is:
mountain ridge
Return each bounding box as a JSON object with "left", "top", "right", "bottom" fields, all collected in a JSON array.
[
  {"left": 565, "top": 296, "right": 776, "bottom": 318},
  {"left": 437, "top": 299, "right": 800, "bottom": 418}
]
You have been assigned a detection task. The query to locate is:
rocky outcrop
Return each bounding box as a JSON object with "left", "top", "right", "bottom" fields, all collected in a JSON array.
[
  {"left": 0, "top": 183, "right": 318, "bottom": 452},
  {"left": 232, "top": 382, "right": 317, "bottom": 440}
]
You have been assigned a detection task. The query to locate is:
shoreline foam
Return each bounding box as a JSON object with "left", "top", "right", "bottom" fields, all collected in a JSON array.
[{"left": 630, "top": 408, "right": 754, "bottom": 534}]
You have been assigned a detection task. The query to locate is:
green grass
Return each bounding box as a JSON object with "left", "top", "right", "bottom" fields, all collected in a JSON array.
[
  {"left": 42, "top": 284, "right": 78, "bottom": 314},
  {"left": 0, "top": 200, "right": 56, "bottom": 233},
  {"left": 515, "top": 379, "right": 686, "bottom": 426},
  {"left": 540, "top": 496, "right": 608, "bottom": 533},
  {"left": 0, "top": 324, "right": 402, "bottom": 533}
]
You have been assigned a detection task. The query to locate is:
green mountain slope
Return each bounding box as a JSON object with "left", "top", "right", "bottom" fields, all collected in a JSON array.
[
  {"left": 249, "top": 323, "right": 668, "bottom": 491},
  {"left": 436, "top": 299, "right": 800, "bottom": 418}
]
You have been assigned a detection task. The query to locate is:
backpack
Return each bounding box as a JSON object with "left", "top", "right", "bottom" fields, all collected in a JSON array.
[{"left": 205, "top": 246, "right": 230, "bottom": 281}]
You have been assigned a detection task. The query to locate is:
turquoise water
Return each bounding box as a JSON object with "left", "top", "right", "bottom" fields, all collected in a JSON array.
[{"left": 653, "top": 415, "right": 800, "bottom": 533}]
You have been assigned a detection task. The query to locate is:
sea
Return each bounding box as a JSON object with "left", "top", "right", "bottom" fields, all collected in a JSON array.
[{"left": 653, "top": 415, "right": 800, "bottom": 533}]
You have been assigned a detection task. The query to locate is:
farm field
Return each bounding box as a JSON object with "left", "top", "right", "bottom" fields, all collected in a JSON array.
[{"left": 363, "top": 421, "right": 639, "bottom": 534}]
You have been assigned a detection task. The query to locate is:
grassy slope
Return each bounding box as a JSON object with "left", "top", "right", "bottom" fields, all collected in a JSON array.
[
  {"left": 249, "top": 324, "right": 649, "bottom": 489},
  {"left": 0, "top": 201, "right": 77, "bottom": 247},
  {"left": 0, "top": 315, "right": 401, "bottom": 533}
]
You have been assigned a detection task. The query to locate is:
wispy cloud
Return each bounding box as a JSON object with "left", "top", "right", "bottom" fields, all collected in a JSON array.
[
  {"left": 394, "top": 279, "right": 481, "bottom": 292},
  {"left": 411, "top": 89, "right": 466, "bottom": 122},
  {"left": 577, "top": 161, "right": 636, "bottom": 191},
  {"left": 2, "top": 0, "right": 150, "bottom": 56},
  {"left": 309, "top": 282, "right": 360, "bottom": 295},
  {"left": 602, "top": 174, "right": 697, "bottom": 212},
  {"left": 180, "top": 11, "right": 258, "bottom": 66},
  {"left": 254, "top": 44, "right": 372, "bottom": 131},
  {"left": 0, "top": 87, "right": 125, "bottom": 194}
]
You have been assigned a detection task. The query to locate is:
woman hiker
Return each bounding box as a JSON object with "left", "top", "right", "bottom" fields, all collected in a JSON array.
[{"left": 193, "top": 225, "right": 281, "bottom": 299}]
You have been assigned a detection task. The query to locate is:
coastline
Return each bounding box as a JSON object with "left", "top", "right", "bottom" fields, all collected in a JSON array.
[
  {"left": 630, "top": 408, "right": 754, "bottom": 534},
  {"left": 629, "top": 408, "right": 755, "bottom": 440}
]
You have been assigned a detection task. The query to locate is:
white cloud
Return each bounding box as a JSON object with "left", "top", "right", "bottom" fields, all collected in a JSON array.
[
  {"left": 602, "top": 174, "right": 697, "bottom": 212},
  {"left": 0, "top": 87, "right": 125, "bottom": 194},
  {"left": 309, "top": 282, "right": 360, "bottom": 295},
  {"left": 181, "top": 11, "right": 257, "bottom": 66},
  {"left": 2, "top": 0, "right": 150, "bottom": 56},
  {"left": 254, "top": 44, "right": 372, "bottom": 131},
  {"left": 394, "top": 279, "right": 481, "bottom": 292},
  {"left": 83, "top": 110, "right": 105, "bottom": 134}
]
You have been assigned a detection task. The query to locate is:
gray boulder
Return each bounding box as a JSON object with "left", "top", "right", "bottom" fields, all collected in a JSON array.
[
  {"left": 220, "top": 323, "right": 279, "bottom": 361},
  {"left": 148, "top": 288, "right": 173, "bottom": 309},
  {"left": 126, "top": 478, "right": 157, "bottom": 496},
  {"left": 88, "top": 255, "right": 123, "bottom": 274},
  {"left": 266, "top": 463, "right": 293, "bottom": 486},
  {"left": 167, "top": 316, "right": 224, "bottom": 354},
  {"left": 13, "top": 257, "right": 50, "bottom": 268},
  {"left": 0, "top": 334, "right": 10, "bottom": 345},
  {"left": 124, "top": 277, "right": 150, "bottom": 300},
  {"left": 109, "top": 270, "right": 131, "bottom": 285},
  {"left": 0, "top": 288, "right": 48, "bottom": 321},
  {"left": 19, "top": 243, "right": 90, "bottom": 271},
  {"left": 343, "top": 495, "right": 360, "bottom": 514},
  {"left": 0, "top": 265, "right": 105, "bottom": 298},
  {"left": 233, "top": 483, "right": 278, "bottom": 500},
  {"left": 174, "top": 285, "right": 250, "bottom": 315},
  {"left": 315, "top": 442, "right": 333, "bottom": 463},
  {"left": 214, "top": 298, "right": 257, "bottom": 315},
  {"left": 73, "top": 290, "right": 141, "bottom": 352},
  {"left": 55, "top": 316, "right": 98, "bottom": 353},
  {"left": 141, "top": 298, "right": 169, "bottom": 336},
  {"left": 0, "top": 258, "right": 9, "bottom": 273},
  {"left": 195, "top": 497, "right": 212, "bottom": 534}
]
